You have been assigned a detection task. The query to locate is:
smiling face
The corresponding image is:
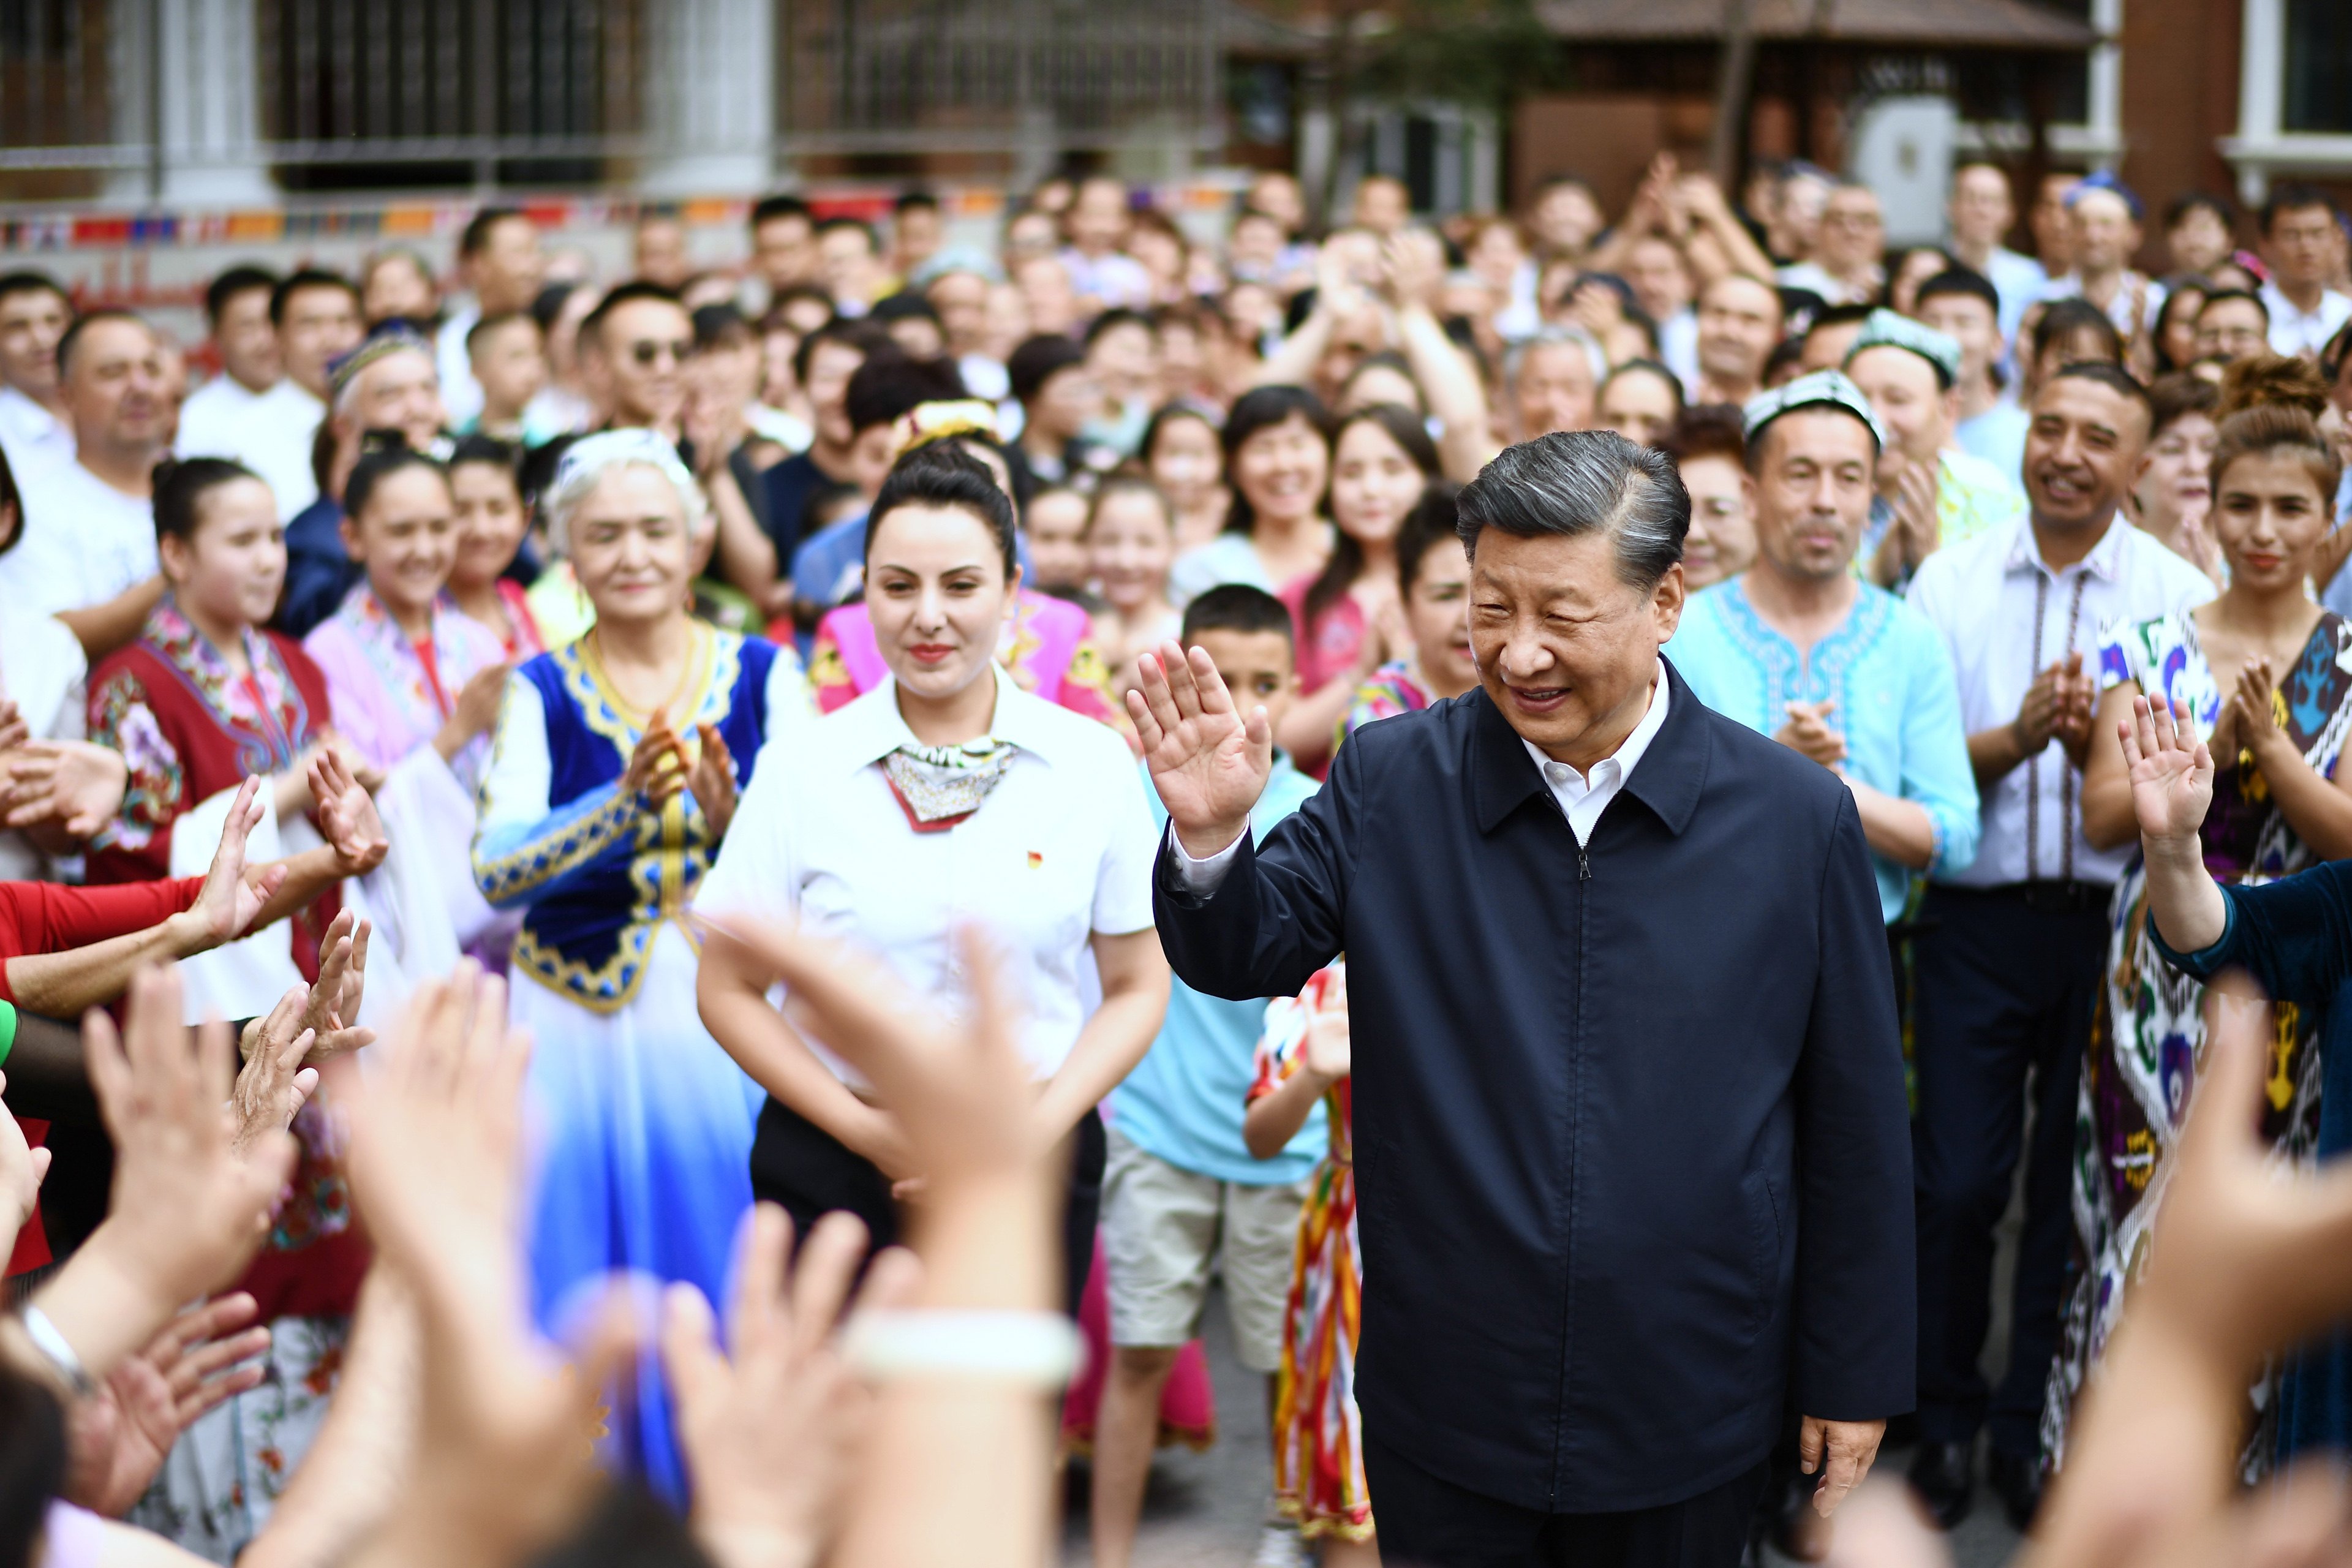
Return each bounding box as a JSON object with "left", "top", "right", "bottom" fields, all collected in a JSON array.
[
  {"left": 595, "top": 297, "right": 693, "bottom": 429},
  {"left": 1231, "top": 410, "right": 1329, "bottom": 531},
  {"left": 2025, "top": 374, "right": 2149, "bottom": 534},
  {"left": 2196, "top": 296, "right": 2270, "bottom": 363},
  {"left": 1676, "top": 453, "right": 1758, "bottom": 589},
  {"left": 865, "top": 501, "right": 1019, "bottom": 701},
  {"left": 1750, "top": 409, "right": 1877, "bottom": 581},
  {"left": 1330, "top": 418, "right": 1427, "bottom": 548},
  {"left": 1513, "top": 340, "right": 1598, "bottom": 440},
  {"left": 1087, "top": 486, "right": 1176, "bottom": 615},
  {"left": 1845, "top": 344, "right": 1953, "bottom": 478},
  {"left": 277, "top": 282, "right": 364, "bottom": 399},
  {"left": 1404, "top": 529, "right": 1477, "bottom": 698},
  {"left": 450, "top": 459, "right": 529, "bottom": 590},
  {"left": 567, "top": 465, "right": 694, "bottom": 628},
  {"left": 2069, "top": 189, "right": 2139, "bottom": 276},
  {"left": 1469, "top": 526, "right": 1683, "bottom": 766},
  {"left": 343, "top": 463, "right": 459, "bottom": 622},
  {"left": 64, "top": 317, "right": 172, "bottom": 460},
  {"left": 162, "top": 476, "right": 286, "bottom": 632},
  {"left": 2212, "top": 448, "right": 2331, "bottom": 592},
  {"left": 1147, "top": 413, "right": 1221, "bottom": 513}
]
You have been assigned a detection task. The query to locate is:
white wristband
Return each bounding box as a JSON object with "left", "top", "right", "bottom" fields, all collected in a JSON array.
[
  {"left": 21, "top": 1305, "right": 96, "bottom": 1399},
  {"left": 843, "top": 1309, "right": 1085, "bottom": 1388}
]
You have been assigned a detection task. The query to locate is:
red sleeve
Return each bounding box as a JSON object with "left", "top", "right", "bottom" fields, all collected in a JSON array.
[{"left": 0, "top": 878, "right": 206, "bottom": 1000}]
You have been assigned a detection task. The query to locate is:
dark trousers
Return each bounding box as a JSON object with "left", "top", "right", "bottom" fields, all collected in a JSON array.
[
  {"left": 1908, "top": 882, "right": 2107, "bottom": 1460},
  {"left": 1363, "top": 1432, "right": 1768, "bottom": 1568},
  {"left": 747, "top": 1095, "right": 1107, "bottom": 1319}
]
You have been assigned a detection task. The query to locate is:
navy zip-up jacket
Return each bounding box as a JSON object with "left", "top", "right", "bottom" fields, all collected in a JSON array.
[{"left": 1153, "top": 658, "right": 1915, "bottom": 1512}]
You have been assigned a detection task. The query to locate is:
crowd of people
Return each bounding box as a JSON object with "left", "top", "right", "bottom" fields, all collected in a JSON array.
[{"left": 0, "top": 148, "right": 2346, "bottom": 1568}]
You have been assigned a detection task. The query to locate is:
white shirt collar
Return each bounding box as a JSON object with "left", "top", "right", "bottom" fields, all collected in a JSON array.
[
  {"left": 833, "top": 660, "right": 1067, "bottom": 769},
  {"left": 1518, "top": 660, "right": 1670, "bottom": 794},
  {"left": 2000, "top": 511, "right": 2125, "bottom": 584}
]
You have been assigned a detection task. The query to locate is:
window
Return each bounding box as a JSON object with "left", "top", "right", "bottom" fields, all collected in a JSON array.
[{"left": 2283, "top": 0, "right": 2352, "bottom": 134}]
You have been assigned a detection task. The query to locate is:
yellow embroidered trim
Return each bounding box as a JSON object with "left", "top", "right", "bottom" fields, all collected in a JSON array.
[{"left": 472, "top": 786, "right": 638, "bottom": 905}]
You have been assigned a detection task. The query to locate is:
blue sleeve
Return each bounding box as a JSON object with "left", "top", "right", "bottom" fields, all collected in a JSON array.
[
  {"left": 2150, "top": 862, "right": 2352, "bottom": 1008},
  {"left": 1901, "top": 622, "right": 1981, "bottom": 876}
]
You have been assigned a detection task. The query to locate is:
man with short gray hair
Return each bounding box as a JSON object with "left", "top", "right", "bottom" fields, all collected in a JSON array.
[{"left": 1132, "top": 429, "right": 1915, "bottom": 1567}]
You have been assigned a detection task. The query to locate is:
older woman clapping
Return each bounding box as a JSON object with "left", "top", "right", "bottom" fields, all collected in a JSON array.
[{"left": 470, "top": 428, "right": 809, "bottom": 1498}]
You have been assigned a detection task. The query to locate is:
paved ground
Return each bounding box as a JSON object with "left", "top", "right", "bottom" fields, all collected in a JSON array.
[{"left": 1058, "top": 1286, "right": 2026, "bottom": 1568}]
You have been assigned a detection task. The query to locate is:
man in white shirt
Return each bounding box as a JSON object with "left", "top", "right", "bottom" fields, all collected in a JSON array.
[
  {"left": 1902, "top": 363, "right": 2213, "bottom": 1533},
  {"left": 437, "top": 207, "right": 546, "bottom": 428},
  {"left": 0, "top": 271, "right": 77, "bottom": 483},
  {"left": 175, "top": 265, "right": 325, "bottom": 522},
  {"left": 6, "top": 312, "right": 183, "bottom": 657},
  {"left": 1945, "top": 163, "right": 2047, "bottom": 359},
  {"left": 2257, "top": 184, "right": 2352, "bottom": 359}
]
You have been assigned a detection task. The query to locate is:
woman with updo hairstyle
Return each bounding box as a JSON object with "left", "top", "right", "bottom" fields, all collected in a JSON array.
[
  {"left": 804, "top": 401, "right": 1125, "bottom": 730},
  {"left": 698, "top": 439, "right": 1170, "bottom": 1318},
  {"left": 2057, "top": 353, "right": 2352, "bottom": 1474},
  {"left": 470, "top": 427, "right": 810, "bottom": 1498}
]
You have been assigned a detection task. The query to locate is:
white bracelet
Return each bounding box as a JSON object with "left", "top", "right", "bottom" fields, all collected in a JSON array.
[
  {"left": 20, "top": 1305, "right": 96, "bottom": 1399},
  {"left": 843, "top": 1309, "right": 1085, "bottom": 1388}
]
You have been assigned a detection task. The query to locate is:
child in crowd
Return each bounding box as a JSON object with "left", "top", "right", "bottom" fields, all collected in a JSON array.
[
  {"left": 1340, "top": 484, "right": 1476, "bottom": 744},
  {"left": 445, "top": 434, "right": 547, "bottom": 658},
  {"left": 463, "top": 312, "right": 551, "bottom": 445},
  {"left": 1023, "top": 481, "right": 1096, "bottom": 598},
  {"left": 1245, "top": 959, "right": 1370, "bottom": 1563},
  {"left": 1085, "top": 476, "right": 1182, "bottom": 697},
  {"left": 1094, "top": 584, "right": 1326, "bottom": 1568}
]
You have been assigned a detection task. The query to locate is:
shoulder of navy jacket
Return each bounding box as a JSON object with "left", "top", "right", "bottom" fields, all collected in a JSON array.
[
  {"left": 1618, "top": 657, "right": 1711, "bottom": 837},
  {"left": 1468, "top": 687, "right": 1550, "bottom": 836}
]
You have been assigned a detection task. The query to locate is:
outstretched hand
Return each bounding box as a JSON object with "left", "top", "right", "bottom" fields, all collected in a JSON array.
[
  {"left": 1125, "top": 641, "right": 1273, "bottom": 859},
  {"left": 311, "top": 748, "right": 389, "bottom": 876},
  {"left": 187, "top": 777, "right": 284, "bottom": 949},
  {"left": 2119, "top": 692, "right": 2214, "bottom": 848}
]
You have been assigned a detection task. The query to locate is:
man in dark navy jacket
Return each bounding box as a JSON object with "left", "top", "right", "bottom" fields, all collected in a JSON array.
[{"left": 1128, "top": 430, "right": 1914, "bottom": 1567}]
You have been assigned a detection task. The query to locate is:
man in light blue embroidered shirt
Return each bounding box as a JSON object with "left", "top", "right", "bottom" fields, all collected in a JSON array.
[
  {"left": 1095, "top": 584, "right": 1324, "bottom": 1568},
  {"left": 1674, "top": 370, "right": 1981, "bottom": 931}
]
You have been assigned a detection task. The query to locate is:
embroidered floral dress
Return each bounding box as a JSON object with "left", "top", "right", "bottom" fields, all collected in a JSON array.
[
  {"left": 472, "top": 620, "right": 809, "bottom": 1500},
  {"left": 89, "top": 597, "right": 362, "bottom": 1560},
  {"left": 1338, "top": 658, "right": 1434, "bottom": 752},
  {"left": 1250, "top": 962, "right": 1368, "bottom": 1543},
  {"left": 2043, "top": 609, "right": 2352, "bottom": 1479}
]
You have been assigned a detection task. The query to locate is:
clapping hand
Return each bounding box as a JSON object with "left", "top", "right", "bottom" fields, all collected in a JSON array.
[
  {"left": 2016, "top": 653, "right": 2095, "bottom": 767},
  {"left": 1128, "top": 641, "right": 1275, "bottom": 859},
  {"left": 663, "top": 1208, "right": 919, "bottom": 1568},
  {"left": 0, "top": 739, "right": 129, "bottom": 840},
  {"left": 230, "top": 982, "right": 319, "bottom": 1163},
  {"left": 624, "top": 714, "right": 691, "bottom": 805},
  {"left": 32, "top": 967, "right": 297, "bottom": 1382},
  {"left": 2230, "top": 657, "right": 2283, "bottom": 766},
  {"left": 296, "top": 907, "right": 375, "bottom": 1064},
  {"left": 2119, "top": 693, "right": 2215, "bottom": 850},
  {"left": 183, "top": 777, "right": 285, "bottom": 951},
  {"left": 311, "top": 748, "right": 389, "bottom": 877},
  {"left": 64, "top": 1293, "right": 270, "bottom": 1517},
  {"left": 685, "top": 723, "right": 740, "bottom": 840},
  {"left": 1775, "top": 699, "right": 1849, "bottom": 771}
]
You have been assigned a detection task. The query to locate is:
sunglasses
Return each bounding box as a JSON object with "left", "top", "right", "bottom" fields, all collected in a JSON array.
[{"left": 628, "top": 338, "right": 693, "bottom": 367}]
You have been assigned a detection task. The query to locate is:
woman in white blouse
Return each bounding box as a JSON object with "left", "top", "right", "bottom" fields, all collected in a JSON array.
[{"left": 697, "top": 441, "right": 1170, "bottom": 1311}]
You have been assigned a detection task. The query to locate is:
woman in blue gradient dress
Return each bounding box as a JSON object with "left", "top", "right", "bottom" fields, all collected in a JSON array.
[{"left": 471, "top": 431, "right": 808, "bottom": 1496}]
